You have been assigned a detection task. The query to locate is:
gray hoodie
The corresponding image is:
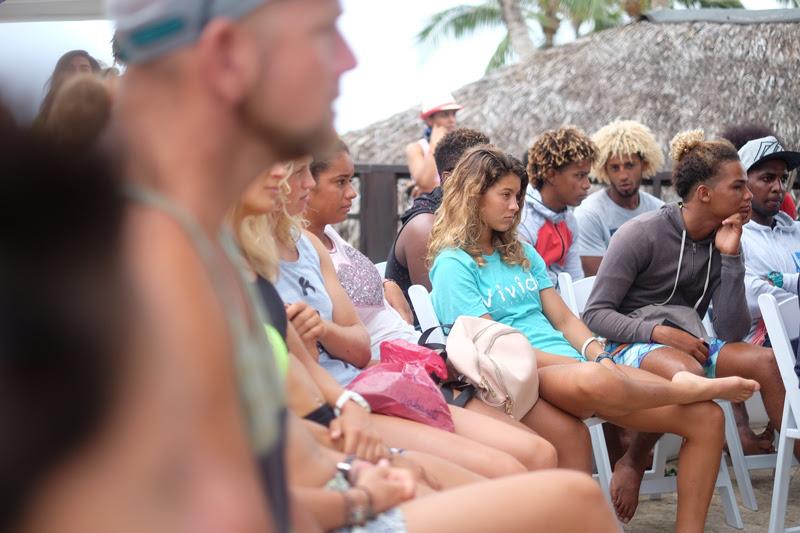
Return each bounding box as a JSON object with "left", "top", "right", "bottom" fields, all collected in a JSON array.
[{"left": 583, "top": 203, "right": 751, "bottom": 343}]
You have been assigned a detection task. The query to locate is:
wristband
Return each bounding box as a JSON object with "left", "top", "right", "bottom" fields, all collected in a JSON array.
[
  {"left": 580, "top": 336, "right": 603, "bottom": 359},
  {"left": 353, "top": 485, "right": 375, "bottom": 521},
  {"left": 334, "top": 390, "right": 372, "bottom": 417},
  {"left": 767, "top": 271, "right": 784, "bottom": 289},
  {"left": 342, "top": 488, "right": 370, "bottom": 526},
  {"left": 594, "top": 352, "right": 615, "bottom": 364}
]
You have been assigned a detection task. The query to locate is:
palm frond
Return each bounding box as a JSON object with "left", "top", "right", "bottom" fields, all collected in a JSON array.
[
  {"left": 486, "top": 33, "right": 516, "bottom": 73},
  {"left": 416, "top": 2, "right": 504, "bottom": 49},
  {"left": 698, "top": 0, "right": 744, "bottom": 7}
]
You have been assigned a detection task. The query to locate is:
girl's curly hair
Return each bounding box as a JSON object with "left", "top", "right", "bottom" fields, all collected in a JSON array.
[
  {"left": 428, "top": 145, "right": 530, "bottom": 269},
  {"left": 527, "top": 126, "right": 597, "bottom": 189}
]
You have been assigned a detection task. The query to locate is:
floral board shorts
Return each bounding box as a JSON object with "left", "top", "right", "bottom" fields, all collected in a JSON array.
[{"left": 605, "top": 338, "right": 727, "bottom": 378}]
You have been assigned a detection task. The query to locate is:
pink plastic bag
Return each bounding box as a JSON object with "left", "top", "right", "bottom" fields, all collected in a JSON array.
[
  {"left": 380, "top": 339, "right": 448, "bottom": 381},
  {"left": 346, "top": 362, "right": 455, "bottom": 432}
]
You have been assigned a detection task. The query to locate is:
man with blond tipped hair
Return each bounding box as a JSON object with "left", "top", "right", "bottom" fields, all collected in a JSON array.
[{"left": 575, "top": 120, "right": 665, "bottom": 276}]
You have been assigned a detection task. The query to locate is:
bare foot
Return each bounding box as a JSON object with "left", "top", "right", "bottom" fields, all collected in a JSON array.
[
  {"left": 737, "top": 427, "right": 775, "bottom": 455},
  {"left": 672, "top": 371, "right": 759, "bottom": 403},
  {"left": 610, "top": 454, "right": 645, "bottom": 524}
]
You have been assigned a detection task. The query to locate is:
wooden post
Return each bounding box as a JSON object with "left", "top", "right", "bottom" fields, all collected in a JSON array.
[{"left": 359, "top": 168, "right": 399, "bottom": 262}]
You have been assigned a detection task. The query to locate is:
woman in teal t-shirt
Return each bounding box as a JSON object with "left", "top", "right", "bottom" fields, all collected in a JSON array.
[{"left": 428, "top": 144, "right": 761, "bottom": 529}]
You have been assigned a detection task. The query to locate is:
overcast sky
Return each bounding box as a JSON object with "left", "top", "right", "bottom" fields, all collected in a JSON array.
[{"left": 0, "top": 0, "right": 781, "bottom": 133}]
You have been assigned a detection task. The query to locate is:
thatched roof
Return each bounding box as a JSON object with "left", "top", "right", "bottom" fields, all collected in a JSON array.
[{"left": 344, "top": 9, "right": 800, "bottom": 166}]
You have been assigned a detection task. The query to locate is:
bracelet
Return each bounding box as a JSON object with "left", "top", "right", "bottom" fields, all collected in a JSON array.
[
  {"left": 341, "top": 489, "right": 357, "bottom": 526},
  {"left": 353, "top": 485, "right": 375, "bottom": 521},
  {"left": 580, "top": 336, "right": 600, "bottom": 359},
  {"left": 594, "top": 352, "right": 615, "bottom": 364}
]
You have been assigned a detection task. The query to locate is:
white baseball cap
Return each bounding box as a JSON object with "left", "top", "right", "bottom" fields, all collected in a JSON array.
[
  {"left": 109, "top": 0, "right": 268, "bottom": 64},
  {"left": 738, "top": 136, "right": 800, "bottom": 172},
  {"left": 420, "top": 91, "right": 462, "bottom": 120}
]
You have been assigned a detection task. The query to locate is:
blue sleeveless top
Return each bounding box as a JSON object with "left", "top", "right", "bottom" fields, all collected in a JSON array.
[{"left": 275, "top": 232, "right": 360, "bottom": 386}]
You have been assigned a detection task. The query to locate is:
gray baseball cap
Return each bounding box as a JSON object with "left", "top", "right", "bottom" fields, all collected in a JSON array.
[
  {"left": 109, "top": 0, "right": 268, "bottom": 64},
  {"left": 738, "top": 136, "right": 800, "bottom": 172}
]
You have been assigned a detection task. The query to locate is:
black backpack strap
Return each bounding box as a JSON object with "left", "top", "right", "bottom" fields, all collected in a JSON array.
[
  {"left": 418, "top": 324, "right": 452, "bottom": 348},
  {"left": 440, "top": 382, "right": 476, "bottom": 408}
]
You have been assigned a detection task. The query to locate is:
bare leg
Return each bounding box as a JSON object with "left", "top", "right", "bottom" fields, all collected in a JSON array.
[
  {"left": 400, "top": 450, "right": 486, "bottom": 490},
  {"left": 518, "top": 399, "right": 592, "bottom": 473},
  {"left": 369, "top": 414, "right": 527, "bottom": 478},
  {"left": 607, "top": 401, "right": 725, "bottom": 533},
  {"left": 640, "top": 345, "right": 776, "bottom": 454},
  {"left": 730, "top": 402, "right": 775, "bottom": 453},
  {"left": 401, "top": 470, "right": 618, "bottom": 533},
  {"left": 715, "top": 343, "right": 800, "bottom": 460},
  {"left": 450, "top": 402, "right": 558, "bottom": 471},
  {"left": 609, "top": 431, "right": 661, "bottom": 523},
  {"left": 537, "top": 361, "right": 758, "bottom": 420}
]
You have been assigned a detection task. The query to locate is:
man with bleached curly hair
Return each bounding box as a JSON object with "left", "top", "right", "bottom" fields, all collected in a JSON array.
[{"left": 575, "top": 120, "right": 665, "bottom": 276}]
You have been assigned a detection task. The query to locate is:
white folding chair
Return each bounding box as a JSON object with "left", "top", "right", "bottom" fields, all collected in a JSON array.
[
  {"left": 374, "top": 261, "right": 387, "bottom": 278},
  {"left": 408, "top": 284, "right": 445, "bottom": 344},
  {"left": 759, "top": 293, "right": 800, "bottom": 533},
  {"left": 557, "top": 272, "right": 743, "bottom": 527}
]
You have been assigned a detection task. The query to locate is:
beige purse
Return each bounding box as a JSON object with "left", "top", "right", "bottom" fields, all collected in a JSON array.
[{"left": 445, "top": 316, "right": 539, "bottom": 420}]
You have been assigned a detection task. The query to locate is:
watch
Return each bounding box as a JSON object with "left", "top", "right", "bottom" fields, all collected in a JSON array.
[
  {"left": 334, "top": 390, "right": 371, "bottom": 417},
  {"left": 336, "top": 454, "right": 357, "bottom": 481},
  {"left": 594, "top": 352, "right": 616, "bottom": 364},
  {"left": 767, "top": 271, "right": 784, "bottom": 288}
]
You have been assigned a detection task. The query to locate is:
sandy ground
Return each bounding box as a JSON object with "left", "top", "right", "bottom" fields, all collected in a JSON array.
[{"left": 624, "top": 464, "right": 799, "bottom": 532}]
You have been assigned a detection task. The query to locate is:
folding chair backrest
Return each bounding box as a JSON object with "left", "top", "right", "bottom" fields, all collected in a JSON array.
[
  {"left": 758, "top": 293, "right": 800, "bottom": 427},
  {"left": 557, "top": 272, "right": 578, "bottom": 314},
  {"left": 557, "top": 272, "right": 596, "bottom": 316},
  {"left": 408, "top": 284, "right": 445, "bottom": 344},
  {"left": 374, "top": 261, "right": 387, "bottom": 278}
]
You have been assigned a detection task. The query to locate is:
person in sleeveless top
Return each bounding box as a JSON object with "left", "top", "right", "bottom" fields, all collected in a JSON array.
[
  {"left": 229, "top": 151, "right": 623, "bottom": 533},
  {"left": 111, "top": 0, "right": 356, "bottom": 531},
  {"left": 404, "top": 92, "right": 462, "bottom": 195}
]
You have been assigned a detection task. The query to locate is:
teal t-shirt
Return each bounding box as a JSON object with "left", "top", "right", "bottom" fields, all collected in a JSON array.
[{"left": 430, "top": 244, "right": 581, "bottom": 359}]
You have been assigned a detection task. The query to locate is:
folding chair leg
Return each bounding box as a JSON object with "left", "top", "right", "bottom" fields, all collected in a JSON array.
[
  {"left": 768, "top": 401, "right": 797, "bottom": 533},
  {"left": 716, "top": 453, "right": 744, "bottom": 529},
  {"left": 719, "top": 400, "right": 759, "bottom": 511},
  {"left": 589, "top": 421, "right": 613, "bottom": 504}
]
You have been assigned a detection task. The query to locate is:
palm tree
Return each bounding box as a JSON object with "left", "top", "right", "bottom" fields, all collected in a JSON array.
[
  {"left": 419, "top": 0, "right": 750, "bottom": 73},
  {"left": 417, "top": 0, "right": 620, "bottom": 73}
]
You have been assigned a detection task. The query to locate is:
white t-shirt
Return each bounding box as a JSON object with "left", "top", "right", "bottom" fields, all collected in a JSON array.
[{"left": 574, "top": 189, "right": 664, "bottom": 256}]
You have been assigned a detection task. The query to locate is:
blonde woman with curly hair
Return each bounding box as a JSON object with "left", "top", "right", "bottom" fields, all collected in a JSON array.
[
  {"left": 519, "top": 126, "right": 596, "bottom": 284},
  {"left": 583, "top": 129, "right": 799, "bottom": 521},
  {"left": 575, "top": 120, "right": 666, "bottom": 276},
  {"left": 429, "top": 144, "right": 761, "bottom": 532}
]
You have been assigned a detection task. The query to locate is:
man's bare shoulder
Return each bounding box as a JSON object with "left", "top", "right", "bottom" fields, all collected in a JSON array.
[{"left": 124, "top": 208, "right": 233, "bottom": 388}]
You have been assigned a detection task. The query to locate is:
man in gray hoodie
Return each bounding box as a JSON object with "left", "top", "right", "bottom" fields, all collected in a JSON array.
[{"left": 583, "top": 130, "right": 794, "bottom": 521}]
